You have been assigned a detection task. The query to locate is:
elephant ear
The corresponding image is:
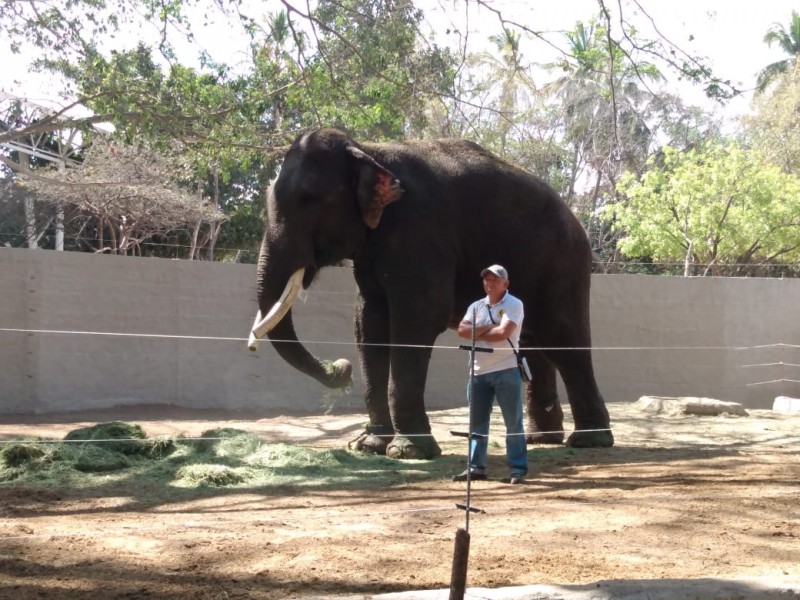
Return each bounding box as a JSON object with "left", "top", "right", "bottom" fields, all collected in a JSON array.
[{"left": 346, "top": 144, "right": 403, "bottom": 229}]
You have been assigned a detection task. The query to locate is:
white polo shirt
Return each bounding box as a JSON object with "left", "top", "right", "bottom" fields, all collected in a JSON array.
[{"left": 462, "top": 291, "right": 524, "bottom": 375}]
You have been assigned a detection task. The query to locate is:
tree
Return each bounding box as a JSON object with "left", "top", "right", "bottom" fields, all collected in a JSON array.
[
  {"left": 1, "top": 0, "right": 750, "bottom": 268},
  {"left": 747, "top": 63, "right": 800, "bottom": 174},
  {"left": 2, "top": 1, "right": 460, "bottom": 258},
  {"left": 1, "top": 1, "right": 741, "bottom": 155},
  {"left": 610, "top": 143, "right": 800, "bottom": 276},
  {"left": 25, "top": 138, "right": 221, "bottom": 256},
  {"left": 280, "top": 0, "right": 456, "bottom": 139},
  {"left": 545, "top": 19, "right": 663, "bottom": 202},
  {"left": 538, "top": 18, "right": 669, "bottom": 267},
  {"left": 430, "top": 25, "right": 572, "bottom": 191},
  {"left": 756, "top": 10, "right": 800, "bottom": 94},
  {"left": 0, "top": 94, "right": 85, "bottom": 250}
]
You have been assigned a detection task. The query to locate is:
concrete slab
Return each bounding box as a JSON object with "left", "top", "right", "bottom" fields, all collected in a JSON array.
[
  {"left": 636, "top": 395, "right": 749, "bottom": 416},
  {"left": 773, "top": 396, "right": 800, "bottom": 415},
  {"left": 305, "top": 576, "right": 800, "bottom": 599}
]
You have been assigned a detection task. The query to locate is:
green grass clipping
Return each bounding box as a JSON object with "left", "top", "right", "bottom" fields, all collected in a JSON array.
[{"left": 1, "top": 422, "right": 452, "bottom": 493}]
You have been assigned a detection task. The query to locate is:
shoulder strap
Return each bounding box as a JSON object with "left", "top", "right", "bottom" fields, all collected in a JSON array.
[{"left": 486, "top": 304, "right": 519, "bottom": 356}]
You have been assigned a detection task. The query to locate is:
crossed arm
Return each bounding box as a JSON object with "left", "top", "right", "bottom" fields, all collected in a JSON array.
[{"left": 457, "top": 318, "right": 517, "bottom": 343}]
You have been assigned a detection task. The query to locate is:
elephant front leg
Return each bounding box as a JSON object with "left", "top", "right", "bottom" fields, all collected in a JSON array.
[
  {"left": 350, "top": 293, "right": 395, "bottom": 455},
  {"left": 525, "top": 351, "right": 565, "bottom": 445},
  {"left": 384, "top": 343, "right": 442, "bottom": 460}
]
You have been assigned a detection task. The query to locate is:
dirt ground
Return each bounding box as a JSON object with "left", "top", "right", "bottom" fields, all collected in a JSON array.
[{"left": 1, "top": 401, "right": 799, "bottom": 599}]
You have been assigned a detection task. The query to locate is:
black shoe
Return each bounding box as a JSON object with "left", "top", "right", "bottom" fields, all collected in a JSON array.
[{"left": 452, "top": 469, "right": 487, "bottom": 482}]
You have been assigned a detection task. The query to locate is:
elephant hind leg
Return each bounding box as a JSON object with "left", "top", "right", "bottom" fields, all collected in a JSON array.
[
  {"left": 525, "top": 350, "right": 565, "bottom": 444},
  {"left": 530, "top": 286, "right": 613, "bottom": 448},
  {"left": 548, "top": 348, "right": 613, "bottom": 448}
]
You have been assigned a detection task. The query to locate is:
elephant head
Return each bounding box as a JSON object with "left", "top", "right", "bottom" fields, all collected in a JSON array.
[{"left": 248, "top": 129, "right": 403, "bottom": 389}]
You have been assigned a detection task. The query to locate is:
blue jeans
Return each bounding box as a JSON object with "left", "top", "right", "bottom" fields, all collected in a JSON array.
[{"left": 467, "top": 367, "right": 528, "bottom": 477}]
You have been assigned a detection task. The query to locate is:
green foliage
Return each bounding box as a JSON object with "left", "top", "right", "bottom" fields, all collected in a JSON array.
[
  {"left": 77, "top": 44, "right": 252, "bottom": 168},
  {"left": 757, "top": 10, "right": 800, "bottom": 94},
  {"left": 611, "top": 143, "right": 800, "bottom": 275},
  {"left": 43, "top": 2, "right": 457, "bottom": 258},
  {"left": 284, "top": 0, "right": 456, "bottom": 139},
  {"left": 4, "top": 0, "right": 768, "bottom": 274},
  {"left": 747, "top": 63, "right": 800, "bottom": 175}
]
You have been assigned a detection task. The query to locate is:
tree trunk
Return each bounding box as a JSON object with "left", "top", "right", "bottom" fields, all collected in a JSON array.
[
  {"left": 54, "top": 204, "right": 64, "bottom": 251},
  {"left": 97, "top": 217, "right": 105, "bottom": 252},
  {"left": 189, "top": 220, "right": 202, "bottom": 260},
  {"left": 206, "top": 170, "right": 221, "bottom": 261},
  {"left": 54, "top": 161, "right": 65, "bottom": 251},
  {"left": 20, "top": 153, "right": 38, "bottom": 249},
  {"left": 683, "top": 240, "right": 693, "bottom": 277}
]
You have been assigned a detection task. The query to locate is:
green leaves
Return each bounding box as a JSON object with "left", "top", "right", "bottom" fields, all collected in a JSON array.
[
  {"left": 757, "top": 10, "right": 800, "bottom": 93},
  {"left": 612, "top": 143, "right": 800, "bottom": 275}
]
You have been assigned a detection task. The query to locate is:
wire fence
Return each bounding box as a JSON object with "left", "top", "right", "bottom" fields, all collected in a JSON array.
[
  {"left": 2, "top": 326, "right": 799, "bottom": 353},
  {"left": 3, "top": 236, "right": 800, "bottom": 275}
]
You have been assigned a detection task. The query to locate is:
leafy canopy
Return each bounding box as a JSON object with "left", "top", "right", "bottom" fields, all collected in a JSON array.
[{"left": 611, "top": 143, "right": 800, "bottom": 275}]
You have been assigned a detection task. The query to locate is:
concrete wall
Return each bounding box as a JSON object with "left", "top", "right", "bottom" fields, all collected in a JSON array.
[{"left": 1, "top": 248, "right": 798, "bottom": 416}]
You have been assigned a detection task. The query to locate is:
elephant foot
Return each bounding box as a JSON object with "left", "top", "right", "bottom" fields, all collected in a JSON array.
[
  {"left": 566, "top": 428, "right": 614, "bottom": 448},
  {"left": 348, "top": 423, "right": 394, "bottom": 455},
  {"left": 526, "top": 431, "right": 564, "bottom": 445},
  {"left": 386, "top": 435, "right": 442, "bottom": 460},
  {"left": 527, "top": 401, "right": 565, "bottom": 445}
]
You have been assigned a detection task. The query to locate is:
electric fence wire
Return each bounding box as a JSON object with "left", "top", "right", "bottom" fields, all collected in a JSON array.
[{"left": 1, "top": 326, "right": 798, "bottom": 352}]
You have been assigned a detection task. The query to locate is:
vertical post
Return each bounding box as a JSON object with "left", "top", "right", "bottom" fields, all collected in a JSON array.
[
  {"left": 448, "top": 527, "right": 471, "bottom": 600},
  {"left": 465, "top": 307, "right": 477, "bottom": 531},
  {"left": 449, "top": 309, "right": 479, "bottom": 599}
]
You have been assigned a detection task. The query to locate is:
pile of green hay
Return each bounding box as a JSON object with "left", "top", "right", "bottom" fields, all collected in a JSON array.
[
  {"left": 0, "top": 422, "right": 179, "bottom": 485},
  {"left": 65, "top": 421, "right": 176, "bottom": 458},
  {"left": 1, "top": 423, "right": 446, "bottom": 491}
]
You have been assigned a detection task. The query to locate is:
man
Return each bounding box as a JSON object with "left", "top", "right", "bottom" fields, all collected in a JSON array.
[{"left": 453, "top": 264, "right": 528, "bottom": 484}]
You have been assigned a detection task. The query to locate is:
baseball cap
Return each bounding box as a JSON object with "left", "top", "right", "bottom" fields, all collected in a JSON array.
[{"left": 480, "top": 264, "right": 508, "bottom": 279}]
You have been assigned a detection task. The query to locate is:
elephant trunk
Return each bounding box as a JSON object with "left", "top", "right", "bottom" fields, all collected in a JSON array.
[{"left": 249, "top": 235, "right": 352, "bottom": 389}]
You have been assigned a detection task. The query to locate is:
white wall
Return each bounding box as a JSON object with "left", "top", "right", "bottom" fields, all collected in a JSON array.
[{"left": 1, "top": 248, "right": 798, "bottom": 416}]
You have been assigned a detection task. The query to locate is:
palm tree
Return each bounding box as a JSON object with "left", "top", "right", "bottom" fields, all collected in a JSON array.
[
  {"left": 474, "top": 29, "right": 537, "bottom": 154},
  {"left": 756, "top": 11, "right": 800, "bottom": 94},
  {"left": 544, "top": 21, "right": 661, "bottom": 200}
]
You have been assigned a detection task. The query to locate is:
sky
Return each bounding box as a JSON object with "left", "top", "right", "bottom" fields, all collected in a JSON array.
[
  {"left": 414, "top": 0, "right": 799, "bottom": 118},
  {"left": 1, "top": 0, "right": 798, "bottom": 120}
]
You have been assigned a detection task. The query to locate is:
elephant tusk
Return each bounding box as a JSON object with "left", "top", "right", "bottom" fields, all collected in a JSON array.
[
  {"left": 248, "top": 268, "right": 305, "bottom": 350},
  {"left": 247, "top": 310, "right": 263, "bottom": 352}
]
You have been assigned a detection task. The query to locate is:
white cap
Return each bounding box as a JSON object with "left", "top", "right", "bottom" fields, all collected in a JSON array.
[{"left": 480, "top": 264, "right": 508, "bottom": 279}]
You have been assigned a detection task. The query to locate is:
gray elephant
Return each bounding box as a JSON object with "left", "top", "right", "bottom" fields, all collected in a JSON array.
[{"left": 249, "top": 128, "right": 613, "bottom": 459}]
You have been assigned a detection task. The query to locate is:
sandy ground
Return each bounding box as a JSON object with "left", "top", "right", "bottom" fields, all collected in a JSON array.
[{"left": 1, "top": 401, "right": 799, "bottom": 599}]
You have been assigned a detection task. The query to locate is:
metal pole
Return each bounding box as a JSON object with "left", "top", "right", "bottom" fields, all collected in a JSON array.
[{"left": 449, "top": 308, "right": 491, "bottom": 600}]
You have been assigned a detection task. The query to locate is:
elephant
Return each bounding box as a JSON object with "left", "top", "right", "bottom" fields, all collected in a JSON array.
[{"left": 249, "top": 128, "right": 613, "bottom": 460}]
